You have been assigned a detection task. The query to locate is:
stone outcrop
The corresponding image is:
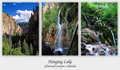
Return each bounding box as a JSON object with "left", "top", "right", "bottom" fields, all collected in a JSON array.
[
  {"left": 26, "top": 6, "right": 39, "bottom": 54},
  {"left": 22, "top": 23, "right": 28, "bottom": 35},
  {"left": 42, "top": 2, "right": 59, "bottom": 16},
  {"left": 2, "top": 12, "right": 23, "bottom": 35},
  {"left": 81, "top": 28, "right": 98, "bottom": 44}
]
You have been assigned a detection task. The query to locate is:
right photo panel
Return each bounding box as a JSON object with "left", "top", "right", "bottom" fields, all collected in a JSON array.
[{"left": 81, "top": 2, "right": 118, "bottom": 56}]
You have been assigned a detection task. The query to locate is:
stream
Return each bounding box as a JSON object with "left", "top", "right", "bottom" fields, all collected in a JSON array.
[{"left": 81, "top": 10, "right": 117, "bottom": 56}]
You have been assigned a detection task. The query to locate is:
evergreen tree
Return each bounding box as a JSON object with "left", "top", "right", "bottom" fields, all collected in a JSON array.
[
  {"left": 2, "top": 42, "right": 10, "bottom": 55},
  {"left": 3, "top": 34, "right": 9, "bottom": 44},
  {"left": 18, "top": 40, "right": 21, "bottom": 47},
  {"left": 23, "top": 39, "right": 30, "bottom": 55},
  {"left": 11, "top": 40, "right": 23, "bottom": 55},
  {"left": 30, "top": 43, "right": 33, "bottom": 55},
  {"left": 36, "top": 51, "right": 39, "bottom": 55},
  {"left": 12, "top": 47, "right": 23, "bottom": 55}
]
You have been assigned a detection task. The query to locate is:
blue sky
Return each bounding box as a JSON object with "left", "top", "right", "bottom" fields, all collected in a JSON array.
[
  {"left": 3, "top": 2, "right": 39, "bottom": 23},
  {"left": 42, "top": 2, "right": 47, "bottom": 7}
]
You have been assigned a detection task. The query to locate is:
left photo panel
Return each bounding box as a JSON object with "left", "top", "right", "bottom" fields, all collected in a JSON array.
[{"left": 2, "top": 2, "right": 39, "bottom": 56}]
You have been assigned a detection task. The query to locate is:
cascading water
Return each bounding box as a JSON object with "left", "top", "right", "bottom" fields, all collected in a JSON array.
[
  {"left": 108, "top": 27, "right": 116, "bottom": 46},
  {"left": 81, "top": 11, "right": 117, "bottom": 56},
  {"left": 54, "top": 10, "right": 63, "bottom": 53},
  {"left": 54, "top": 10, "right": 69, "bottom": 54}
]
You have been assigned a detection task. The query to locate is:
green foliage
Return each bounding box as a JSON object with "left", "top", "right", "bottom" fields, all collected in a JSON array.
[
  {"left": 86, "top": 38, "right": 92, "bottom": 43},
  {"left": 36, "top": 51, "right": 39, "bottom": 55},
  {"left": 81, "top": 2, "right": 118, "bottom": 46},
  {"left": 42, "top": 7, "right": 59, "bottom": 32},
  {"left": 67, "top": 8, "right": 71, "bottom": 11},
  {"left": 100, "top": 3, "right": 118, "bottom": 27},
  {"left": 3, "top": 34, "right": 9, "bottom": 44},
  {"left": 12, "top": 40, "right": 23, "bottom": 55},
  {"left": 81, "top": 19, "right": 86, "bottom": 28},
  {"left": 18, "top": 40, "right": 21, "bottom": 47},
  {"left": 30, "top": 43, "right": 33, "bottom": 55},
  {"left": 99, "top": 35, "right": 105, "bottom": 44},
  {"left": 12, "top": 47, "right": 23, "bottom": 55},
  {"left": 81, "top": 2, "right": 98, "bottom": 21},
  {"left": 2, "top": 42, "right": 10, "bottom": 55},
  {"left": 86, "top": 33, "right": 91, "bottom": 38},
  {"left": 23, "top": 39, "right": 30, "bottom": 55},
  {"left": 6, "top": 13, "right": 10, "bottom": 16}
]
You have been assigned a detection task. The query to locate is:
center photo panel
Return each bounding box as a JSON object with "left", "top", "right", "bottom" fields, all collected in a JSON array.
[{"left": 42, "top": 2, "right": 78, "bottom": 56}]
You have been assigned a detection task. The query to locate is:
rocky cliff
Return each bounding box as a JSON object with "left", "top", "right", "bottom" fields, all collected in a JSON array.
[
  {"left": 2, "top": 12, "right": 23, "bottom": 35},
  {"left": 42, "top": 2, "right": 59, "bottom": 17},
  {"left": 22, "top": 23, "right": 28, "bottom": 35},
  {"left": 26, "top": 6, "right": 39, "bottom": 54}
]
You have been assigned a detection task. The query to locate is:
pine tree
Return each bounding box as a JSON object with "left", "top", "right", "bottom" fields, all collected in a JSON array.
[
  {"left": 36, "top": 51, "right": 39, "bottom": 55},
  {"left": 23, "top": 39, "right": 30, "bottom": 55},
  {"left": 2, "top": 42, "right": 10, "bottom": 55},
  {"left": 3, "top": 34, "right": 9, "bottom": 44},
  {"left": 30, "top": 43, "right": 33, "bottom": 55},
  {"left": 18, "top": 40, "right": 21, "bottom": 47}
]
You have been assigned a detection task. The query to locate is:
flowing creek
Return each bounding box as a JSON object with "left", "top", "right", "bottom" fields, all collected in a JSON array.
[{"left": 82, "top": 10, "right": 117, "bottom": 56}]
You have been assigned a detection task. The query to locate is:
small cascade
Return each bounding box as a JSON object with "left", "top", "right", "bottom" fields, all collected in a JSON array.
[
  {"left": 108, "top": 27, "right": 116, "bottom": 46},
  {"left": 85, "top": 44, "right": 110, "bottom": 56}
]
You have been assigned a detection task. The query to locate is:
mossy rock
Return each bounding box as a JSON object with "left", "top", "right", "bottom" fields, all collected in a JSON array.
[
  {"left": 81, "top": 18, "right": 86, "bottom": 28},
  {"left": 99, "top": 35, "right": 105, "bottom": 44},
  {"left": 86, "top": 33, "right": 91, "bottom": 38},
  {"left": 60, "top": 7, "right": 65, "bottom": 19},
  {"left": 103, "top": 26, "right": 111, "bottom": 39},
  {"left": 107, "top": 37, "right": 113, "bottom": 46},
  {"left": 86, "top": 38, "right": 92, "bottom": 43},
  {"left": 67, "top": 3, "right": 78, "bottom": 23},
  {"left": 94, "top": 20, "right": 103, "bottom": 31},
  {"left": 90, "top": 16, "right": 98, "bottom": 25}
]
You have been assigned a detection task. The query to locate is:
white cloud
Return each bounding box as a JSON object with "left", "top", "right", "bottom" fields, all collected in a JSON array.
[
  {"left": 13, "top": 10, "right": 33, "bottom": 22},
  {"left": 13, "top": 3, "right": 16, "bottom": 5},
  {"left": 3, "top": 4, "right": 6, "bottom": 6}
]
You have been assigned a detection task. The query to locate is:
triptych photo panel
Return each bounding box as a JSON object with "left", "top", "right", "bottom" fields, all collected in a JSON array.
[{"left": 2, "top": 2, "right": 118, "bottom": 56}]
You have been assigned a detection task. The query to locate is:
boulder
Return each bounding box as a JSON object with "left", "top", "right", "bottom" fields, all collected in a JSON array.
[{"left": 81, "top": 28, "right": 97, "bottom": 43}]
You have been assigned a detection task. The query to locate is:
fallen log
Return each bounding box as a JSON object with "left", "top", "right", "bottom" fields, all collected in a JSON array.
[{"left": 67, "top": 22, "right": 78, "bottom": 55}]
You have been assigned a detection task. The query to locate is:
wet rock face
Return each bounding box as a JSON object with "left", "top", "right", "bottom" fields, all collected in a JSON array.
[
  {"left": 2, "top": 12, "right": 23, "bottom": 35},
  {"left": 94, "top": 20, "right": 115, "bottom": 45}
]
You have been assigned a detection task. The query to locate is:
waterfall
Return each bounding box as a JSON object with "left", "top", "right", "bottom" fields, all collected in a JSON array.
[{"left": 54, "top": 10, "right": 63, "bottom": 52}]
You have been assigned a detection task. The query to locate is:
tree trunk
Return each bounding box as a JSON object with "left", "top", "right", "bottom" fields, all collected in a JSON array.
[{"left": 67, "top": 23, "right": 78, "bottom": 55}]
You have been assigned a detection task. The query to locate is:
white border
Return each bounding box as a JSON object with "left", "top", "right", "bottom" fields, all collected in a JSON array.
[{"left": 0, "top": 0, "right": 120, "bottom": 70}]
